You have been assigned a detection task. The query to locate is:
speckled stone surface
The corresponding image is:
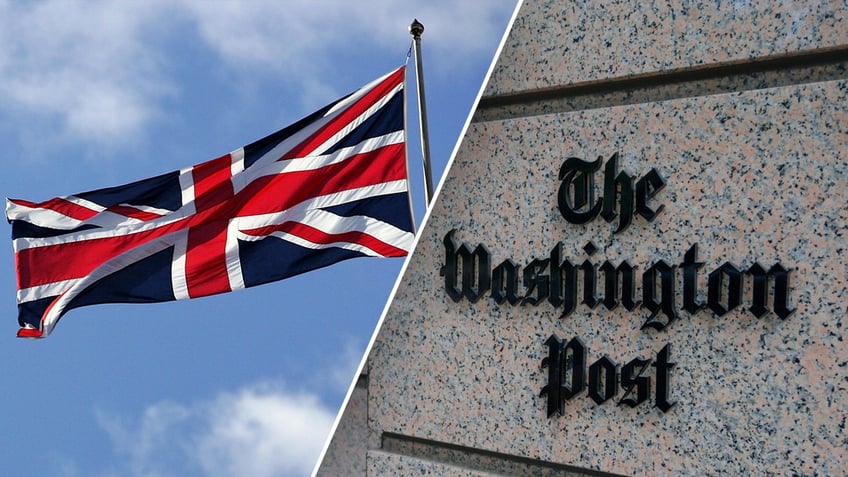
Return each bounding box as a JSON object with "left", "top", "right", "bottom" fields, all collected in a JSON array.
[
  {"left": 316, "top": 377, "right": 371, "bottom": 476},
  {"left": 485, "top": 0, "right": 848, "bottom": 96},
  {"left": 317, "top": 1, "right": 848, "bottom": 475},
  {"left": 368, "top": 451, "right": 502, "bottom": 477},
  {"left": 366, "top": 78, "right": 848, "bottom": 475},
  {"left": 369, "top": 81, "right": 848, "bottom": 475},
  {"left": 367, "top": 450, "right": 607, "bottom": 476}
]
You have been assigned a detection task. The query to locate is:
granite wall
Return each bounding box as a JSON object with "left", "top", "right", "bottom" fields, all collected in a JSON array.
[{"left": 318, "top": 1, "right": 848, "bottom": 475}]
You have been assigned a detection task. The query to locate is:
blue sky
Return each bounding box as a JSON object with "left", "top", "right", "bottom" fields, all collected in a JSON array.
[{"left": 0, "top": 1, "right": 517, "bottom": 476}]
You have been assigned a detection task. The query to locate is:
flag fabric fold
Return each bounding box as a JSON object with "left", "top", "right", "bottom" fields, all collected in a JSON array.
[{"left": 7, "top": 66, "right": 414, "bottom": 338}]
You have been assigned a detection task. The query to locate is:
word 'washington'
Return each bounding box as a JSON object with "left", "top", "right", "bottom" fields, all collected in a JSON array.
[{"left": 441, "top": 230, "right": 794, "bottom": 330}]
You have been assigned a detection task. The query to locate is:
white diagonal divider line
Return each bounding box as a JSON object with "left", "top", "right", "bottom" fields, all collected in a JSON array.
[{"left": 233, "top": 131, "right": 403, "bottom": 194}]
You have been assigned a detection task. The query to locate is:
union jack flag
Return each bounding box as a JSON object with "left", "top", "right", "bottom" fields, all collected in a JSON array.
[{"left": 6, "top": 66, "right": 415, "bottom": 338}]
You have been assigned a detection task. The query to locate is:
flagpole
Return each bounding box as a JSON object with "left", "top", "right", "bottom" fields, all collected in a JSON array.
[{"left": 409, "top": 19, "right": 435, "bottom": 205}]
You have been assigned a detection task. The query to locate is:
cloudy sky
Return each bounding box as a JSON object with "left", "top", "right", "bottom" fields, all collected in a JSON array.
[{"left": 0, "top": 1, "right": 518, "bottom": 476}]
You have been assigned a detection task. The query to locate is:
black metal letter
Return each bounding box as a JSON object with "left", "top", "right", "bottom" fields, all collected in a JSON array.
[
  {"left": 491, "top": 259, "right": 521, "bottom": 305},
  {"left": 461, "top": 243, "right": 491, "bottom": 303},
  {"left": 600, "top": 152, "right": 634, "bottom": 234},
  {"left": 770, "top": 263, "right": 795, "bottom": 319},
  {"left": 707, "top": 262, "right": 743, "bottom": 316},
  {"left": 540, "top": 335, "right": 587, "bottom": 417},
  {"left": 549, "top": 243, "right": 579, "bottom": 318},
  {"left": 442, "top": 230, "right": 463, "bottom": 302},
  {"left": 619, "top": 358, "right": 651, "bottom": 408},
  {"left": 600, "top": 260, "right": 639, "bottom": 312},
  {"left": 747, "top": 263, "right": 769, "bottom": 318},
  {"left": 588, "top": 356, "right": 618, "bottom": 405},
  {"left": 641, "top": 260, "right": 678, "bottom": 330},
  {"left": 681, "top": 244, "right": 705, "bottom": 314},
  {"left": 580, "top": 258, "right": 599, "bottom": 309},
  {"left": 557, "top": 156, "right": 603, "bottom": 224},
  {"left": 652, "top": 344, "right": 675, "bottom": 413},
  {"left": 635, "top": 168, "right": 666, "bottom": 222},
  {"left": 747, "top": 263, "right": 795, "bottom": 319},
  {"left": 540, "top": 335, "right": 566, "bottom": 417},
  {"left": 522, "top": 258, "right": 550, "bottom": 306},
  {"left": 440, "top": 230, "right": 490, "bottom": 303}
]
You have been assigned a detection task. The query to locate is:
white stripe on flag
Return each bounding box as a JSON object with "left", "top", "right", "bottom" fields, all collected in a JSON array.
[
  {"left": 179, "top": 166, "right": 197, "bottom": 216},
  {"left": 233, "top": 180, "right": 409, "bottom": 232},
  {"left": 6, "top": 200, "right": 86, "bottom": 231},
  {"left": 17, "top": 278, "right": 80, "bottom": 304},
  {"left": 246, "top": 68, "right": 401, "bottom": 172},
  {"left": 235, "top": 131, "right": 404, "bottom": 193},
  {"left": 226, "top": 219, "right": 246, "bottom": 291},
  {"left": 171, "top": 229, "right": 190, "bottom": 300},
  {"left": 308, "top": 82, "right": 403, "bottom": 158}
]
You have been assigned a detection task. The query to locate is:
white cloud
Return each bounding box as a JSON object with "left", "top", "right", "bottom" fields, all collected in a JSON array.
[
  {"left": 328, "top": 338, "right": 369, "bottom": 390},
  {"left": 97, "top": 401, "right": 193, "bottom": 477},
  {"left": 91, "top": 336, "right": 368, "bottom": 477},
  {"left": 0, "top": 0, "right": 173, "bottom": 144},
  {"left": 0, "top": 0, "right": 514, "bottom": 146},
  {"left": 96, "top": 383, "right": 335, "bottom": 477},
  {"left": 194, "top": 386, "right": 335, "bottom": 477},
  {"left": 179, "top": 0, "right": 513, "bottom": 72}
]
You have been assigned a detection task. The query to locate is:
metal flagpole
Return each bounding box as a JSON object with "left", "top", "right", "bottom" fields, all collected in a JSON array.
[{"left": 409, "top": 19, "right": 435, "bottom": 205}]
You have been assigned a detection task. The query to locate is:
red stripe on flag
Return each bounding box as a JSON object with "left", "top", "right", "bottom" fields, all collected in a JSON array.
[
  {"left": 243, "top": 221, "right": 408, "bottom": 258},
  {"left": 15, "top": 221, "right": 186, "bottom": 288},
  {"left": 11, "top": 197, "right": 99, "bottom": 222},
  {"left": 281, "top": 68, "right": 404, "bottom": 160},
  {"left": 184, "top": 221, "right": 232, "bottom": 298},
  {"left": 237, "top": 143, "right": 406, "bottom": 217},
  {"left": 192, "top": 154, "right": 234, "bottom": 211},
  {"left": 105, "top": 205, "right": 164, "bottom": 222},
  {"left": 16, "top": 235, "right": 122, "bottom": 287},
  {"left": 182, "top": 153, "right": 236, "bottom": 298},
  {"left": 17, "top": 327, "right": 44, "bottom": 338}
]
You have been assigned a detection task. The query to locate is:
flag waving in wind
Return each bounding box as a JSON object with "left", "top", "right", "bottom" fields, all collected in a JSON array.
[{"left": 7, "top": 66, "right": 414, "bottom": 338}]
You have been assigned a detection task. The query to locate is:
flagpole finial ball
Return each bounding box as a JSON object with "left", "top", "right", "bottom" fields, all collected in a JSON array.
[{"left": 409, "top": 19, "right": 424, "bottom": 38}]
